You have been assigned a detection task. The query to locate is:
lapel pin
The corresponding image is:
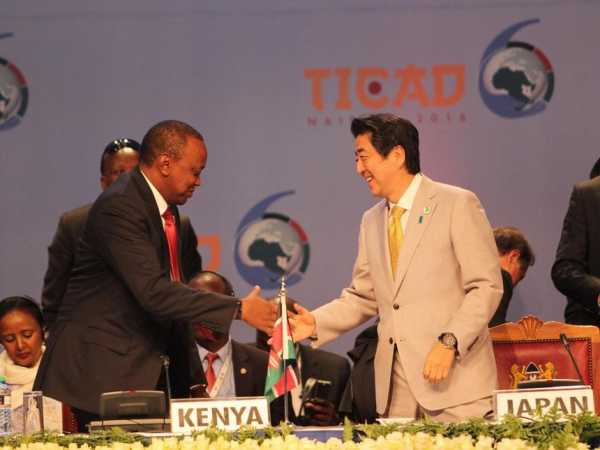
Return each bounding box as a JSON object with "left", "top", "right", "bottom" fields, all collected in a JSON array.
[
  {"left": 240, "top": 368, "right": 247, "bottom": 375},
  {"left": 423, "top": 206, "right": 431, "bottom": 215}
]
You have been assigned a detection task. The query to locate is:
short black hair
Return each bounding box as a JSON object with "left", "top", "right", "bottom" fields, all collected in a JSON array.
[
  {"left": 189, "top": 271, "right": 234, "bottom": 297},
  {"left": 351, "top": 113, "right": 420, "bottom": 174},
  {"left": 494, "top": 227, "right": 535, "bottom": 269},
  {"left": 0, "top": 296, "right": 44, "bottom": 330},
  {"left": 140, "top": 120, "right": 204, "bottom": 166},
  {"left": 590, "top": 156, "right": 600, "bottom": 179},
  {"left": 100, "top": 138, "right": 141, "bottom": 176}
]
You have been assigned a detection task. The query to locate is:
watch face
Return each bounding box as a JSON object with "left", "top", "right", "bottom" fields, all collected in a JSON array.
[{"left": 441, "top": 333, "right": 457, "bottom": 347}]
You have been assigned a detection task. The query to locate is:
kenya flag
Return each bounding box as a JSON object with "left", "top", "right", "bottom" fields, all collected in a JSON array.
[{"left": 264, "top": 298, "right": 299, "bottom": 403}]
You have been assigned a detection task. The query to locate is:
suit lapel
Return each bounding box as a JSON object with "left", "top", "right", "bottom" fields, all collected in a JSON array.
[
  {"left": 392, "top": 176, "right": 438, "bottom": 295},
  {"left": 131, "top": 168, "right": 170, "bottom": 269}
]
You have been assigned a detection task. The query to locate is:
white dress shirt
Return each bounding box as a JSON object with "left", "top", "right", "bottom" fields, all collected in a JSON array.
[{"left": 196, "top": 339, "right": 236, "bottom": 398}]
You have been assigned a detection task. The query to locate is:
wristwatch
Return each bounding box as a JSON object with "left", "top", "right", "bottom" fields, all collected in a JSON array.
[
  {"left": 438, "top": 332, "right": 458, "bottom": 350},
  {"left": 235, "top": 300, "right": 242, "bottom": 320}
]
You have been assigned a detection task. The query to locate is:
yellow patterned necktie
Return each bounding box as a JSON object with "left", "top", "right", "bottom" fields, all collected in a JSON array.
[{"left": 388, "top": 206, "right": 406, "bottom": 279}]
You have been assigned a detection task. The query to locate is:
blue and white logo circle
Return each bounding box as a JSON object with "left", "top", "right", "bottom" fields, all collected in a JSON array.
[
  {"left": 235, "top": 191, "right": 310, "bottom": 290},
  {"left": 0, "top": 33, "right": 28, "bottom": 131},
  {"left": 479, "top": 19, "right": 554, "bottom": 118}
]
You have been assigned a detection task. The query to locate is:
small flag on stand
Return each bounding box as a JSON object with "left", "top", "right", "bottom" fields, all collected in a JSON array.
[{"left": 264, "top": 277, "right": 299, "bottom": 404}]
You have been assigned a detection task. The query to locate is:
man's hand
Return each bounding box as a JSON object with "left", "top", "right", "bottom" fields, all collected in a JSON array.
[
  {"left": 240, "top": 286, "right": 277, "bottom": 335},
  {"left": 288, "top": 303, "right": 316, "bottom": 341},
  {"left": 423, "top": 342, "right": 456, "bottom": 384}
]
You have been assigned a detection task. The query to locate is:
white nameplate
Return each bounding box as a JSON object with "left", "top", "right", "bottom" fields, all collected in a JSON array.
[
  {"left": 494, "top": 385, "right": 595, "bottom": 420},
  {"left": 170, "top": 397, "right": 270, "bottom": 432}
]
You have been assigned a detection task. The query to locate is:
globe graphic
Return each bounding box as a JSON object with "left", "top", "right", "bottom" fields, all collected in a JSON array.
[
  {"left": 0, "top": 65, "right": 22, "bottom": 123},
  {"left": 237, "top": 218, "right": 304, "bottom": 278},
  {"left": 482, "top": 47, "right": 548, "bottom": 107}
]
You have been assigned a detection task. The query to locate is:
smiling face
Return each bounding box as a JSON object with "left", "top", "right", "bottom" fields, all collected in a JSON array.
[
  {"left": 354, "top": 133, "right": 409, "bottom": 202},
  {"left": 0, "top": 309, "right": 43, "bottom": 368}
]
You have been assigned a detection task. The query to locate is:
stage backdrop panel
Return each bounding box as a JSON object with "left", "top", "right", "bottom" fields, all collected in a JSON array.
[{"left": 0, "top": 1, "right": 597, "bottom": 354}]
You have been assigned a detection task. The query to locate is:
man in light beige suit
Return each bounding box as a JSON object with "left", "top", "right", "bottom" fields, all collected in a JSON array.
[{"left": 292, "top": 114, "right": 503, "bottom": 421}]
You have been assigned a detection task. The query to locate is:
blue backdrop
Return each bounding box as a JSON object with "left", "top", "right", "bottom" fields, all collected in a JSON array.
[{"left": 0, "top": 0, "right": 597, "bottom": 354}]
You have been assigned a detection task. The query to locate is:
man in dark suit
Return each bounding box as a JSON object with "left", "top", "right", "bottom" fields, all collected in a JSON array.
[
  {"left": 489, "top": 226, "right": 535, "bottom": 327},
  {"left": 42, "top": 138, "right": 143, "bottom": 329},
  {"left": 186, "top": 271, "right": 285, "bottom": 425},
  {"left": 339, "top": 323, "right": 378, "bottom": 423},
  {"left": 34, "top": 120, "right": 276, "bottom": 429},
  {"left": 292, "top": 345, "right": 351, "bottom": 425},
  {"left": 42, "top": 138, "right": 204, "bottom": 330},
  {"left": 187, "top": 271, "right": 268, "bottom": 398},
  {"left": 552, "top": 164, "right": 600, "bottom": 326}
]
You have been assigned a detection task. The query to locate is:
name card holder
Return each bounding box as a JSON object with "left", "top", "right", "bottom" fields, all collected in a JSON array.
[
  {"left": 170, "top": 396, "right": 270, "bottom": 433},
  {"left": 494, "top": 385, "right": 595, "bottom": 420}
]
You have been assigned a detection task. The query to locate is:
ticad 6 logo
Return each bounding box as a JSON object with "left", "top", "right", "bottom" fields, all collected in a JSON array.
[
  {"left": 234, "top": 191, "right": 310, "bottom": 291},
  {"left": 0, "top": 32, "right": 28, "bottom": 131},
  {"left": 479, "top": 19, "right": 554, "bottom": 118}
]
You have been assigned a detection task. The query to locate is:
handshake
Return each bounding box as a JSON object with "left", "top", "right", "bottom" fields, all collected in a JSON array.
[{"left": 239, "top": 286, "right": 316, "bottom": 341}]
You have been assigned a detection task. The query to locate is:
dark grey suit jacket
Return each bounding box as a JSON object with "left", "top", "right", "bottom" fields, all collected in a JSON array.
[
  {"left": 339, "top": 324, "right": 377, "bottom": 423},
  {"left": 189, "top": 340, "right": 284, "bottom": 425},
  {"left": 42, "top": 199, "right": 202, "bottom": 330},
  {"left": 34, "top": 168, "right": 238, "bottom": 413},
  {"left": 283, "top": 345, "right": 350, "bottom": 425},
  {"left": 190, "top": 340, "right": 268, "bottom": 397},
  {"left": 552, "top": 177, "right": 600, "bottom": 326}
]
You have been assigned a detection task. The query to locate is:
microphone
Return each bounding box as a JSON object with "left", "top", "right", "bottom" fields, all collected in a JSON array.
[
  {"left": 559, "top": 333, "right": 586, "bottom": 385},
  {"left": 160, "top": 355, "right": 172, "bottom": 408}
]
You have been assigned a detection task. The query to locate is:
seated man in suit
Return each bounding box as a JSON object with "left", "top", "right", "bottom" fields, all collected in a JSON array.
[
  {"left": 489, "top": 226, "right": 535, "bottom": 327},
  {"left": 256, "top": 311, "right": 351, "bottom": 426},
  {"left": 187, "top": 271, "right": 284, "bottom": 425},
  {"left": 339, "top": 323, "right": 378, "bottom": 423}
]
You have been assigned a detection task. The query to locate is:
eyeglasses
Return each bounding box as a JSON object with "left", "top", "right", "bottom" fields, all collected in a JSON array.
[{"left": 103, "top": 138, "right": 141, "bottom": 155}]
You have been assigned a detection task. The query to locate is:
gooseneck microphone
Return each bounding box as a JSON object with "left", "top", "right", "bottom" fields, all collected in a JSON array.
[
  {"left": 160, "top": 355, "right": 171, "bottom": 431},
  {"left": 559, "top": 333, "right": 586, "bottom": 385}
]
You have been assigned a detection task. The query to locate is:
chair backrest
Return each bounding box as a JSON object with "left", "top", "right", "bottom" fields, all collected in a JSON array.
[{"left": 490, "top": 315, "right": 600, "bottom": 413}]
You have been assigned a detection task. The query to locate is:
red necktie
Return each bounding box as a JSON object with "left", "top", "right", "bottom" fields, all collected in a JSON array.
[
  {"left": 162, "top": 208, "right": 181, "bottom": 282},
  {"left": 205, "top": 352, "right": 220, "bottom": 393}
]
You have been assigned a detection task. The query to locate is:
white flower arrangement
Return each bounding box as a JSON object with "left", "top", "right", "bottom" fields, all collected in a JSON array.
[{"left": 0, "top": 432, "right": 592, "bottom": 450}]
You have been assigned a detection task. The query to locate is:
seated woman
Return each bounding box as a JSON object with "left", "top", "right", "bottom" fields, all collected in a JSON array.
[{"left": 0, "top": 296, "right": 65, "bottom": 432}]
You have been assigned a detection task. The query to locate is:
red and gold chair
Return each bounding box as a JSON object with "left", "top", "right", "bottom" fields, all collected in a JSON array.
[{"left": 490, "top": 315, "right": 600, "bottom": 413}]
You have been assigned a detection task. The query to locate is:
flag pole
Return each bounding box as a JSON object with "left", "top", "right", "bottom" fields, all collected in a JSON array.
[{"left": 280, "top": 276, "right": 289, "bottom": 424}]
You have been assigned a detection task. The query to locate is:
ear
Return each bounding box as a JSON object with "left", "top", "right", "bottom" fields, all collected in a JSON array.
[
  {"left": 100, "top": 175, "right": 109, "bottom": 190},
  {"left": 156, "top": 153, "right": 171, "bottom": 176},
  {"left": 507, "top": 249, "right": 521, "bottom": 264},
  {"left": 390, "top": 145, "right": 406, "bottom": 168}
]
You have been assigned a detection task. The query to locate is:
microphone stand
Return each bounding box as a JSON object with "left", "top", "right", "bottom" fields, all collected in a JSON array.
[
  {"left": 559, "top": 333, "right": 586, "bottom": 385},
  {"left": 161, "top": 355, "right": 172, "bottom": 431},
  {"left": 280, "top": 277, "right": 290, "bottom": 424}
]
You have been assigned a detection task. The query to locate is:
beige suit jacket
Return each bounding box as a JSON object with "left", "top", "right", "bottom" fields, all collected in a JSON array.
[{"left": 313, "top": 175, "right": 502, "bottom": 412}]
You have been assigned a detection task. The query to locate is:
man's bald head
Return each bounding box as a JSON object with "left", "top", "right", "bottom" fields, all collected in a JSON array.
[{"left": 188, "top": 271, "right": 234, "bottom": 296}]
